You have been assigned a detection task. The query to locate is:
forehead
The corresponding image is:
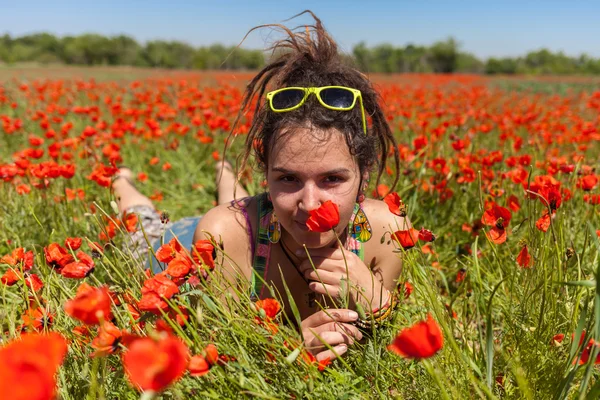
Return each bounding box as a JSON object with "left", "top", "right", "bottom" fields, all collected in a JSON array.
[{"left": 269, "top": 126, "right": 358, "bottom": 174}]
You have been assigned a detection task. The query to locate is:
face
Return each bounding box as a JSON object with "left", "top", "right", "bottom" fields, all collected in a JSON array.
[{"left": 267, "top": 126, "right": 362, "bottom": 248}]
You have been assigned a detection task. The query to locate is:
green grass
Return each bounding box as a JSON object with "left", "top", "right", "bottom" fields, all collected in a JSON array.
[{"left": 1, "top": 71, "right": 600, "bottom": 399}]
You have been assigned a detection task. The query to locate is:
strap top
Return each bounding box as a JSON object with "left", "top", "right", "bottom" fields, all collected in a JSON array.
[{"left": 250, "top": 193, "right": 365, "bottom": 301}]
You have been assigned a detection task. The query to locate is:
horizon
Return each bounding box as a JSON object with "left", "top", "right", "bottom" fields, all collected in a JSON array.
[{"left": 1, "top": 1, "right": 599, "bottom": 59}]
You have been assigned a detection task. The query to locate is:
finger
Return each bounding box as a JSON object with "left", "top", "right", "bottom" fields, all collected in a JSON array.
[
  {"left": 316, "top": 344, "right": 348, "bottom": 362},
  {"left": 306, "top": 331, "right": 354, "bottom": 351},
  {"left": 298, "top": 258, "right": 340, "bottom": 275},
  {"left": 305, "top": 270, "right": 347, "bottom": 285},
  {"left": 308, "top": 321, "right": 363, "bottom": 341},
  {"left": 301, "top": 309, "right": 359, "bottom": 329},
  {"left": 308, "top": 281, "right": 339, "bottom": 297}
]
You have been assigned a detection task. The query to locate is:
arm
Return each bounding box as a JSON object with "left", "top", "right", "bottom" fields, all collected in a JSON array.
[{"left": 192, "top": 202, "right": 253, "bottom": 305}]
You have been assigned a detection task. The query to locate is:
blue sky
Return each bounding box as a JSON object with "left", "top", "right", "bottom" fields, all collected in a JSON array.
[{"left": 0, "top": 0, "right": 598, "bottom": 59}]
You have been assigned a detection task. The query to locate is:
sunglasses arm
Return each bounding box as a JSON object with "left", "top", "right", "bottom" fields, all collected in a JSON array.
[{"left": 358, "top": 95, "right": 367, "bottom": 135}]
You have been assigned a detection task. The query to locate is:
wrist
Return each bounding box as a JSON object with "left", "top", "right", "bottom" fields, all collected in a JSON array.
[{"left": 354, "top": 283, "right": 389, "bottom": 313}]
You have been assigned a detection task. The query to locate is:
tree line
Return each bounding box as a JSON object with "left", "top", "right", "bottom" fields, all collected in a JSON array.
[{"left": 1, "top": 33, "right": 600, "bottom": 75}]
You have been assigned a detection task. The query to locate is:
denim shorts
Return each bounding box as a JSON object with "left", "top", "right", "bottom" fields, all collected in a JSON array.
[{"left": 122, "top": 205, "right": 202, "bottom": 274}]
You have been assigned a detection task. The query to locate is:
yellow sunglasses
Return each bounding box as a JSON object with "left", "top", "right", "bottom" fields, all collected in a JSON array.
[{"left": 265, "top": 86, "right": 367, "bottom": 135}]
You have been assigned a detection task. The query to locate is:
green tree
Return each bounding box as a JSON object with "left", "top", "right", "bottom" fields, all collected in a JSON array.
[{"left": 428, "top": 37, "right": 459, "bottom": 73}]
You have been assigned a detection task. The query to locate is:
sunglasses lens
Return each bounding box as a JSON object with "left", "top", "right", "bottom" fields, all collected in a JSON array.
[
  {"left": 320, "top": 88, "right": 355, "bottom": 108},
  {"left": 271, "top": 89, "right": 305, "bottom": 110}
]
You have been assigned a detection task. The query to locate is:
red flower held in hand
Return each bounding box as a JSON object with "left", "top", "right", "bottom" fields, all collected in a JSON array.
[
  {"left": 0, "top": 332, "right": 68, "bottom": 400},
  {"left": 388, "top": 314, "right": 444, "bottom": 359},
  {"left": 64, "top": 283, "right": 113, "bottom": 325},
  {"left": 306, "top": 200, "right": 340, "bottom": 232},
  {"left": 122, "top": 335, "right": 189, "bottom": 392}
]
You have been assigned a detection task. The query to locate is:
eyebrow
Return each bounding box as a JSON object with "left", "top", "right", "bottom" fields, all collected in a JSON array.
[{"left": 271, "top": 167, "right": 352, "bottom": 175}]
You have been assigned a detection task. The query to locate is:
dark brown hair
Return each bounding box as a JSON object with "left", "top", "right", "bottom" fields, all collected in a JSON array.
[{"left": 229, "top": 10, "right": 399, "bottom": 195}]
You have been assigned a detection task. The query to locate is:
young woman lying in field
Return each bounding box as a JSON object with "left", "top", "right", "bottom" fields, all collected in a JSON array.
[{"left": 112, "top": 12, "right": 410, "bottom": 363}]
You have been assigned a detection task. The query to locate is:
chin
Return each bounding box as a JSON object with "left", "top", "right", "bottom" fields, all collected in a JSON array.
[{"left": 289, "top": 229, "right": 338, "bottom": 249}]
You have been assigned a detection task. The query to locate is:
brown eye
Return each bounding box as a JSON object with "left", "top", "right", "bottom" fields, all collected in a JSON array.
[{"left": 325, "top": 176, "right": 344, "bottom": 183}]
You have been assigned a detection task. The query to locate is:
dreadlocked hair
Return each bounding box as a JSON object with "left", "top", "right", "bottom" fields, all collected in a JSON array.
[{"left": 227, "top": 10, "right": 400, "bottom": 197}]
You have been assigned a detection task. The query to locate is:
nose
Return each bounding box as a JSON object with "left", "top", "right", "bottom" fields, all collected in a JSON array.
[{"left": 298, "top": 183, "right": 322, "bottom": 213}]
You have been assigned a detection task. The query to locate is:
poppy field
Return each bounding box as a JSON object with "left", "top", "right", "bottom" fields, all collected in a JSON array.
[{"left": 0, "top": 69, "right": 600, "bottom": 399}]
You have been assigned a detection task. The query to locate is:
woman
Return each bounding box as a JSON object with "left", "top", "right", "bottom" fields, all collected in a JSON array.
[{"left": 113, "top": 12, "right": 410, "bottom": 363}]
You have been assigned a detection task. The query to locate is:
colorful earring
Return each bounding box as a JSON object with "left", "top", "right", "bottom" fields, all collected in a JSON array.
[
  {"left": 351, "top": 203, "right": 372, "bottom": 243},
  {"left": 267, "top": 212, "right": 281, "bottom": 243}
]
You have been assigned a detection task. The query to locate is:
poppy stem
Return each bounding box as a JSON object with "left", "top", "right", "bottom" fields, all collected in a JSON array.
[
  {"left": 422, "top": 359, "right": 452, "bottom": 400},
  {"left": 334, "top": 230, "right": 350, "bottom": 309}
]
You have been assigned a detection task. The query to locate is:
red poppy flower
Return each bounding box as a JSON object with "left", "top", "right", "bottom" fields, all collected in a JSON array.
[
  {"left": 166, "top": 254, "right": 193, "bottom": 278},
  {"left": 481, "top": 204, "right": 512, "bottom": 228},
  {"left": 61, "top": 251, "right": 95, "bottom": 278},
  {"left": 383, "top": 192, "right": 406, "bottom": 216},
  {"left": 254, "top": 298, "right": 282, "bottom": 334},
  {"left": 418, "top": 228, "right": 436, "bottom": 242},
  {"left": 516, "top": 245, "right": 533, "bottom": 268},
  {"left": 486, "top": 227, "right": 507, "bottom": 245},
  {"left": 255, "top": 298, "right": 281, "bottom": 321},
  {"left": 317, "top": 357, "right": 332, "bottom": 371},
  {"left": 24, "top": 274, "right": 44, "bottom": 292},
  {"left": 392, "top": 228, "right": 420, "bottom": 249},
  {"left": 138, "top": 274, "right": 179, "bottom": 314},
  {"left": 506, "top": 195, "right": 520, "bottom": 212},
  {"left": 44, "top": 243, "right": 73, "bottom": 272},
  {"left": 188, "top": 355, "right": 210, "bottom": 377},
  {"left": 64, "top": 283, "right": 113, "bottom": 325},
  {"left": 0, "top": 332, "right": 68, "bottom": 400},
  {"left": 20, "top": 307, "right": 54, "bottom": 332},
  {"left": 373, "top": 184, "right": 390, "bottom": 198},
  {"left": 203, "top": 343, "right": 219, "bottom": 366},
  {"left": 306, "top": 201, "right": 340, "bottom": 232},
  {"left": 388, "top": 314, "right": 444, "bottom": 359},
  {"left": 64, "top": 237, "right": 82, "bottom": 251},
  {"left": 398, "top": 281, "right": 413, "bottom": 299},
  {"left": 481, "top": 204, "right": 512, "bottom": 245},
  {"left": 155, "top": 238, "right": 184, "bottom": 264},
  {"left": 122, "top": 212, "right": 138, "bottom": 233},
  {"left": 122, "top": 335, "right": 189, "bottom": 392},
  {"left": 191, "top": 240, "right": 215, "bottom": 271},
  {"left": 535, "top": 210, "right": 553, "bottom": 232},
  {"left": 1, "top": 268, "right": 21, "bottom": 285},
  {"left": 91, "top": 321, "right": 123, "bottom": 357},
  {"left": 1, "top": 247, "right": 34, "bottom": 270},
  {"left": 577, "top": 175, "right": 598, "bottom": 191},
  {"left": 552, "top": 333, "right": 565, "bottom": 346}
]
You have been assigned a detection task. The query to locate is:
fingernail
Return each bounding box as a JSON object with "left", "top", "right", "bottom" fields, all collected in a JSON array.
[
  {"left": 338, "top": 344, "right": 347, "bottom": 352},
  {"left": 349, "top": 311, "right": 359, "bottom": 320}
]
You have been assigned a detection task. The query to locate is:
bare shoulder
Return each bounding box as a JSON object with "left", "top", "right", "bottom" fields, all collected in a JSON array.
[
  {"left": 194, "top": 197, "right": 257, "bottom": 280},
  {"left": 360, "top": 198, "right": 412, "bottom": 290},
  {"left": 361, "top": 198, "right": 412, "bottom": 242}
]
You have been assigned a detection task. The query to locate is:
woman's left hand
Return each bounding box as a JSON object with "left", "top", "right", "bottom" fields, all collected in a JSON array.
[{"left": 297, "top": 247, "right": 387, "bottom": 311}]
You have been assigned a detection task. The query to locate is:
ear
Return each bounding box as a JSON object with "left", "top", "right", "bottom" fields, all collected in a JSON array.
[{"left": 361, "top": 171, "right": 370, "bottom": 189}]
